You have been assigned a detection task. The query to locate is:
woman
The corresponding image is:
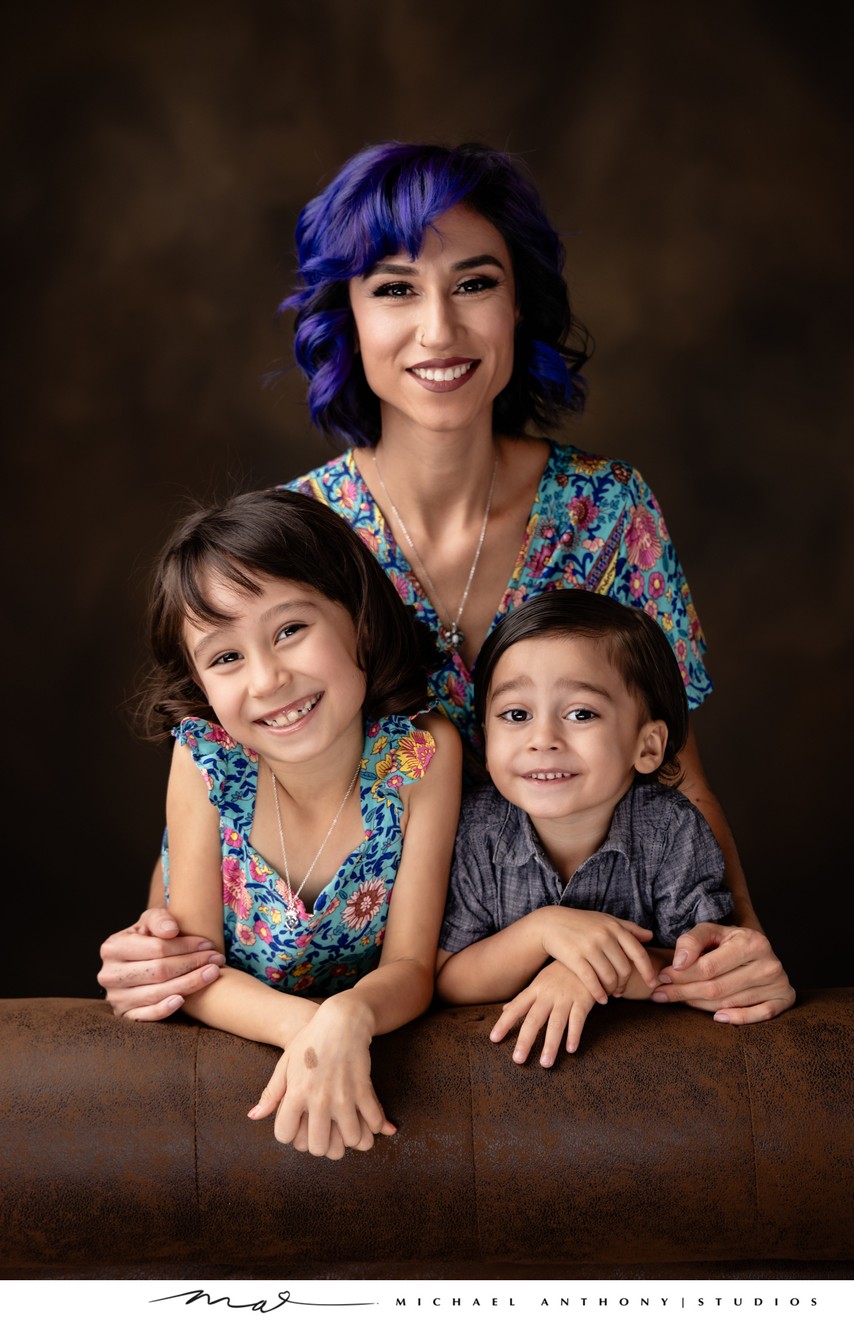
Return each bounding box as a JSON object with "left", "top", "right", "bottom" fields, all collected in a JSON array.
[{"left": 99, "top": 142, "right": 793, "bottom": 1025}]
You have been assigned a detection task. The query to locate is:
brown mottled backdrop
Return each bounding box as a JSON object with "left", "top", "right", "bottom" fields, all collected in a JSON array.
[{"left": 4, "top": 0, "right": 852, "bottom": 997}]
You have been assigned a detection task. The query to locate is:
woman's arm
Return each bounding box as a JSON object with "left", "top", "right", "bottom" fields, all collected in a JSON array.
[
  {"left": 250, "top": 713, "right": 463, "bottom": 1157},
  {"left": 659, "top": 723, "right": 795, "bottom": 1022}
]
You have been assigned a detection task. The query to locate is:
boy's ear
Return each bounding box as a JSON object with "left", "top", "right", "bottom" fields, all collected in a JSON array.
[{"left": 633, "top": 720, "right": 667, "bottom": 775}]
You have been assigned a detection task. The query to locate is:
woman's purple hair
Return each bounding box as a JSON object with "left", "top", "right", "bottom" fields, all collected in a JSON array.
[{"left": 282, "top": 141, "right": 591, "bottom": 447}]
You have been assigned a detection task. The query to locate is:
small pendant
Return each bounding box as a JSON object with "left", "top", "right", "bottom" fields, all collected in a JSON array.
[
  {"left": 284, "top": 905, "right": 299, "bottom": 932},
  {"left": 443, "top": 624, "right": 465, "bottom": 649}
]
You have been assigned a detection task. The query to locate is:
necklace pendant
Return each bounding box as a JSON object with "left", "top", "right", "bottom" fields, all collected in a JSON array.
[
  {"left": 443, "top": 624, "right": 465, "bottom": 649},
  {"left": 284, "top": 904, "right": 300, "bottom": 932}
]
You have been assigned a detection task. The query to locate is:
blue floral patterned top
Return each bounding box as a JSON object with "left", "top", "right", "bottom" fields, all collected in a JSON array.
[
  {"left": 287, "top": 443, "right": 712, "bottom": 755},
  {"left": 163, "top": 713, "right": 436, "bottom": 997}
]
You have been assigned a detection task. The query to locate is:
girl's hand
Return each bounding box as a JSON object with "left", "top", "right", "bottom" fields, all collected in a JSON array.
[
  {"left": 490, "top": 962, "right": 598, "bottom": 1066},
  {"left": 540, "top": 908, "right": 657, "bottom": 1004},
  {"left": 651, "top": 923, "right": 796, "bottom": 1023},
  {"left": 247, "top": 998, "right": 395, "bottom": 1159}
]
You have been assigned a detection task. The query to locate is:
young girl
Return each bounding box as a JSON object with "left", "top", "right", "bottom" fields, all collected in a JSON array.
[
  {"left": 143, "top": 488, "right": 461, "bottom": 1160},
  {"left": 436, "top": 591, "right": 733, "bottom": 1065}
]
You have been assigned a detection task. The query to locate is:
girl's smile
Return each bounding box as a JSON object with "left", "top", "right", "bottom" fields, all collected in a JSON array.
[
  {"left": 184, "top": 574, "right": 366, "bottom": 775},
  {"left": 349, "top": 204, "right": 518, "bottom": 435}
]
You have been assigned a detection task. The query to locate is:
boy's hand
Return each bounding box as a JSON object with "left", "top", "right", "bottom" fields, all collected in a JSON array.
[
  {"left": 540, "top": 908, "right": 657, "bottom": 1004},
  {"left": 490, "top": 962, "right": 598, "bottom": 1065}
]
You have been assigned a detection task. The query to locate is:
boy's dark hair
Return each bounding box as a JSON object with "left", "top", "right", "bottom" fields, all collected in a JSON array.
[
  {"left": 473, "top": 589, "right": 690, "bottom": 785},
  {"left": 140, "top": 488, "right": 438, "bottom": 737},
  {"left": 283, "top": 140, "right": 591, "bottom": 447}
]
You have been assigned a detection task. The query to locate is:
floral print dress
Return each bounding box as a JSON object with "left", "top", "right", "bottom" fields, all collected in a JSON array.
[
  {"left": 163, "top": 713, "right": 435, "bottom": 997},
  {"left": 288, "top": 442, "right": 712, "bottom": 755}
]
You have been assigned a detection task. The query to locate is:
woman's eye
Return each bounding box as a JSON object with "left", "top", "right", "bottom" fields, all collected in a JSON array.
[
  {"left": 371, "top": 281, "right": 413, "bottom": 298},
  {"left": 498, "top": 708, "right": 531, "bottom": 723},
  {"left": 457, "top": 275, "right": 499, "bottom": 295},
  {"left": 566, "top": 708, "right": 597, "bottom": 722}
]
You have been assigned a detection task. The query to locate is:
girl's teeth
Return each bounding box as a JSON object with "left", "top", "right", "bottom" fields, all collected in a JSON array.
[
  {"left": 264, "top": 697, "right": 317, "bottom": 727},
  {"left": 413, "top": 362, "right": 474, "bottom": 382}
]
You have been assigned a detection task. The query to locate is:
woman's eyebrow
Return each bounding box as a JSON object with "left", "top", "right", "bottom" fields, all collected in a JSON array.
[{"left": 363, "top": 253, "right": 506, "bottom": 278}]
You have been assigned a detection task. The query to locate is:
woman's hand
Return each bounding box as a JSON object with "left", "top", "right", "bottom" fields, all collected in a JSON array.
[
  {"left": 540, "top": 908, "right": 658, "bottom": 1004},
  {"left": 97, "top": 908, "right": 225, "bottom": 1020},
  {"left": 247, "top": 997, "right": 395, "bottom": 1159},
  {"left": 651, "top": 922, "right": 795, "bottom": 1023},
  {"left": 490, "top": 962, "right": 599, "bottom": 1066}
]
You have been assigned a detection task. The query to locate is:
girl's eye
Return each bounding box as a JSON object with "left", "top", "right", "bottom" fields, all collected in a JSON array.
[
  {"left": 211, "top": 650, "right": 241, "bottom": 667},
  {"left": 457, "top": 275, "right": 499, "bottom": 295},
  {"left": 566, "top": 708, "right": 597, "bottom": 722},
  {"left": 276, "top": 622, "right": 306, "bottom": 642},
  {"left": 497, "top": 708, "right": 531, "bottom": 723},
  {"left": 371, "top": 281, "right": 413, "bottom": 299}
]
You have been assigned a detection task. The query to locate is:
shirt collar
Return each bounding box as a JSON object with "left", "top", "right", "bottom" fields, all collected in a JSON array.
[{"left": 491, "top": 784, "right": 637, "bottom": 873}]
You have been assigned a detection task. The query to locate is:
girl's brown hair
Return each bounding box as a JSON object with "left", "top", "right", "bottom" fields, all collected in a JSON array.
[{"left": 140, "top": 488, "right": 438, "bottom": 737}]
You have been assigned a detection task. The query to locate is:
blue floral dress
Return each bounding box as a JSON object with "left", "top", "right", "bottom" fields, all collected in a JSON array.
[
  {"left": 163, "top": 713, "right": 436, "bottom": 997},
  {"left": 287, "top": 442, "right": 712, "bottom": 755}
]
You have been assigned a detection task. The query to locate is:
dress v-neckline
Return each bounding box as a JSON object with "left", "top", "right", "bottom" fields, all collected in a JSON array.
[{"left": 344, "top": 445, "right": 556, "bottom": 679}]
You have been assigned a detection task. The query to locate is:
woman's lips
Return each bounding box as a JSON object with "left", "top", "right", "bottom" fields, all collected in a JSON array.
[{"left": 407, "top": 359, "right": 479, "bottom": 391}]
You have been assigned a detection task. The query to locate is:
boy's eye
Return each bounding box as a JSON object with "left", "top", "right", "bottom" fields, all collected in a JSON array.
[
  {"left": 497, "top": 708, "right": 531, "bottom": 723},
  {"left": 566, "top": 708, "right": 597, "bottom": 722}
]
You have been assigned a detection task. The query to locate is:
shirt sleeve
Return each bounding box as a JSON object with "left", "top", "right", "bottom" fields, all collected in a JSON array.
[
  {"left": 439, "top": 797, "right": 501, "bottom": 953},
  {"left": 609, "top": 466, "right": 713, "bottom": 711},
  {"left": 647, "top": 794, "right": 733, "bottom": 946}
]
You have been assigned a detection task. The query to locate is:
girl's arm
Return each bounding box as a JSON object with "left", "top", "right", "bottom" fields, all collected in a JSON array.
[
  {"left": 250, "top": 713, "right": 463, "bottom": 1157},
  {"left": 165, "top": 741, "right": 319, "bottom": 1047},
  {"left": 662, "top": 725, "right": 795, "bottom": 1022}
]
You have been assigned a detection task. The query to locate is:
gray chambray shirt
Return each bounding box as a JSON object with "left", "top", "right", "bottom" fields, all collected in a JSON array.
[{"left": 440, "top": 781, "right": 732, "bottom": 953}]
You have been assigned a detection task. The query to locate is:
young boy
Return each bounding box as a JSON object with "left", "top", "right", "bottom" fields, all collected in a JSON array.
[{"left": 436, "top": 590, "right": 733, "bottom": 1066}]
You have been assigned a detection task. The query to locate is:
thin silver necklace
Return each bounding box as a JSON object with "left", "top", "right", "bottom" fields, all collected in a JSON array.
[
  {"left": 372, "top": 450, "right": 498, "bottom": 651},
  {"left": 270, "top": 764, "right": 360, "bottom": 930}
]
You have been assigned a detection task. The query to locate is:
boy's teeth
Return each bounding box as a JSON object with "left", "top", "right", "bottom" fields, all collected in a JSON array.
[
  {"left": 530, "top": 771, "right": 570, "bottom": 780},
  {"left": 413, "top": 362, "right": 473, "bottom": 382}
]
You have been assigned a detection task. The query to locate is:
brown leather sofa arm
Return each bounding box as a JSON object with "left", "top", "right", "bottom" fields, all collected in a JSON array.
[{"left": 2, "top": 991, "right": 852, "bottom": 1279}]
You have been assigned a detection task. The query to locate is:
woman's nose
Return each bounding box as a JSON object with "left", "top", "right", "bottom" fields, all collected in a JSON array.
[{"left": 417, "top": 292, "right": 457, "bottom": 350}]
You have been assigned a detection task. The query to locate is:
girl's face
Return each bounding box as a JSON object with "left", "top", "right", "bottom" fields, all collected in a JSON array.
[
  {"left": 183, "top": 573, "right": 366, "bottom": 774},
  {"left": 483, "top": 634, "right": 666, "bottom": 831},
  {"left": 348, "top": 203, "right": 518, "bottom": 438}
]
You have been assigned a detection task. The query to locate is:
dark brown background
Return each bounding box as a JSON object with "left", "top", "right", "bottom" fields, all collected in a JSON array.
[{"left": 4, "top": 0, "right": 851, "bottom": 997}]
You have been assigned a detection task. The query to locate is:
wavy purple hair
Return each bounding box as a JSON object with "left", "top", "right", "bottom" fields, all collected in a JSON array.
[{"left": 281, "top": 141, "right": 591, "bottom": 447}]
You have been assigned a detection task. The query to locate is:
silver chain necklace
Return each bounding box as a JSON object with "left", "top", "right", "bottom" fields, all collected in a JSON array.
[
  {"left": 270, "top": 763, "right": 360, "bottom": 930},
  {"left": 372, "top": 450, "right": 498, "bottom": 651}
]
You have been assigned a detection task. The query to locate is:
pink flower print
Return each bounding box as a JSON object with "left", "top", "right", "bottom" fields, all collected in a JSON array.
[
  {"left": 644, "top": 600, "right": 658, "bottom": 621},
  {"left": 224, "top": 827, "right": 243, "bottom": 850},
  {"left": 657, "top": 515, "right": 670, "bottom": 544},
  {"left": 629, "top": 571, "right": 645, "bottom": 600},
  {"left": 445, "top": 675, "right": 468, "bottom": 709},
  {"left": 222, "top": 857, "right": 252, "bottom": 919},
  {"left": 205, "top": 724, "right": 237, "bottom": 750},
  {"left": 336, "top": 477, "right": 359, "bottom": 511},
  {"left": 625, "top": 506, "right": 663, "bottom": 570},
  {"left": 582, "top": 537, "right": 604, "bottom": 553},
  {"left": 295, "top": 932, "right": 312, "bottom": 949},
  {"left": 559, "top": 530, "right": 574, "bottom": 548},
  {"left": 245, "top": 747, "right": 259, "bottom": 762},
  {"left": 202, "top": 769, "right": 213, "bottom": 790},
  {"left": 386, "top": 773, "right": 404, "bottom": 790},
  {"left": 342, "top": 878, "right": 388, "bottom": 931},
  {"left": 675, "top": 638, "right": 687, "bottom": 660},
  {"left": 368, "top": 721, "right": 381, "bottom": 738},
  {"left": 528, "top": 545, "right": 553, "bottom": 579},
  {"left": 294, "top": 974, "right": 315, "bottom": 992},
  {"left": 569, "top": 496, "right": 599, "bottom": 531},
  {"left": 678, "top": 661, "right": 690, "bottom": 686},
  {"left": 235, "top": 922, "right": 256, "bottom": 947},
  {"left": 357, "top": 527, "right": 381, "bottom": 556},
  {"left": 610, "top": 462, "right": 632, "bottom": 485},
  {"left": 374, "top": 927, "right": 386, "bottom": 948},
  {"left": 265, "top": 967, "right": 285, "bottom": 983},
  {"left": 254, "top": 919, "right": 272, "bottom": 942},
  {"left": 249, "top": 855, "right": 272, "bottom": 883},
  {"left": 648, "top": 571, "right": 666, "bottom": 599}
]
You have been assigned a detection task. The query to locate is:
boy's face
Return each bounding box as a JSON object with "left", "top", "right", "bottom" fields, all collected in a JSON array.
[{"left": 483, "top": 634, "right": 666, "bottom": 829}]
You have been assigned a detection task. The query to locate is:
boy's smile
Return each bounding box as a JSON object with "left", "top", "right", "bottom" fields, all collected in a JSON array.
[{"left": 484, "top": 634, "right": 666, "bottom": 851}]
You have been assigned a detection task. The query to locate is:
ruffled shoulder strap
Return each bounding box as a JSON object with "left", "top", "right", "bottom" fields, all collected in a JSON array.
[
  {"left": 172, "top": 718, "right": 259, "bottom": 819},
  {"left": 361, "top": 713, "right": 436, "bottom": 800}
]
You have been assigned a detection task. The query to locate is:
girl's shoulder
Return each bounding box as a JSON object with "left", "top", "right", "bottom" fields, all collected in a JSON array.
[{"left": 362, "top": 711, "right": 439, "bottom": 794}]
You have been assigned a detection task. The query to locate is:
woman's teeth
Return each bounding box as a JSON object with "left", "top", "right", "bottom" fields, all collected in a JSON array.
[
  {"left": 412, "top": 362, "right": 474, "bottom": 382},
  {"left": 261, "top": 696, "right": 319, "bottom": 728}
]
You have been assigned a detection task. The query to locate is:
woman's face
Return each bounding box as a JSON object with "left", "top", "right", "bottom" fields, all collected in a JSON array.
[{"left": 348, "top": 204, "right": 518, "bottom": 439}]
